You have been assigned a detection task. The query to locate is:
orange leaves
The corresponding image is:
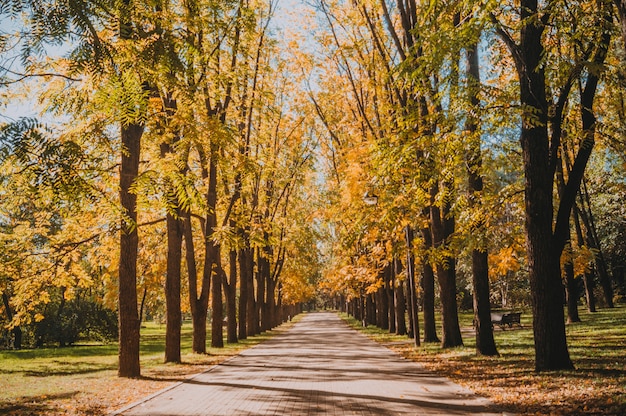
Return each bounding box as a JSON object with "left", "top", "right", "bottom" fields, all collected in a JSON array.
[{"left": 488, "top": 245, "right": 521, "bottom": 279}]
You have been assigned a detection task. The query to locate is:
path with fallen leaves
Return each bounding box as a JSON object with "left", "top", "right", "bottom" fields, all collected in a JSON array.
[{"left": 111, "top": 312, "right": 503, "bottom": 416}]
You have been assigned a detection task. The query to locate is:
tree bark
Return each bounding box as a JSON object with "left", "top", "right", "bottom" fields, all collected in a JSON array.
[
  {"left": 225, "top": 246, "right": 238, "bottom": 344},
  {"left": 161, "top": 131, "right": 183, "bottom": 363},
  {"left": 256, "top": 248, "right": 267, "bottom": 332},
  {"left": 238, "top": 241, "right": 248, "bottom": 340},
  {"left": 466, "top": 41, "right": 498, "bottom": 356},
  {"left": 564, "top": 254, "right": 581, "bottom": 323},
  {"left": 393, "top": 261, "right": 407, "bottom": 335},
  {"left": 386, "top": 264, "right": 396, "bottom": 333},
  {"left": 246, "top": 246, "right": 259, "bottom": 336},
  {"left": 573, "top": 206, "right": 596, "bottom": 312},
  {"left": 164, "top": 210, "right": 182, "bottom": 362},
  {"left": 118, "top": 121, "right": 143, "bottom": 378},
  {"left": 405, "top": 226, "right": 420, "bottom": 346},
  {"left": 430, "top": 201, "right": 463, "bottom": 348},
  {"left": 211, "top": 263, "right": 224, "bottom": 348},
  {"left": 517, "top": 0, "right": 572, "bottom": 370},
  {"left": 420, "top": 225, "right": 439, "bottom": 343},
  {"left": 183, "top": 210, "right": 210, "bottom": 354}
]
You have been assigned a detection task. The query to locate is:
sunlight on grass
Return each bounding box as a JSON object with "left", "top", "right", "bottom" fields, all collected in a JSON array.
[
  {"left": 0, "top": 317, "right": 299, "bottom": 415},
  {"left": 341, "top": 306, "right": 626, "bottom": 415}
]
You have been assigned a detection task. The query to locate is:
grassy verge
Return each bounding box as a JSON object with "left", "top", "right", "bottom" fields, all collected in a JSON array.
[
  {"left": 341, "top": 306, "right": 626, "bottom": 415},
  {"left": 0, "top": 317, "right": 300, "bottom": 416}
]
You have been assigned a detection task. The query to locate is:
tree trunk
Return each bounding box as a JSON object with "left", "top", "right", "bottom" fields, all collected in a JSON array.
[
  {"left": 564, "top": 254, "right": 581, "bottom": 323},
  {"left": 225, "top": 247, "right": 238, "bottom": 344},
  {"left": 183, "top": 211, "right": 210, "bottom": 354},
  {"left": 405, "top": 226, "right": 420, "bottom": 346},
  {"left": 430, "top": 201, "right": 463, "bottom": 348},
  {"left": 386, "top": 264, "right": 396, "bottom": 333},
  {"left": 246, "top": 247, "right": 259, "bottom": 336},
  {"left": 420, "top": 225, "right": 439, "bottom": 343},
  {"left": 164, "top": 210, "right": 182, "bottom": 363},
  {"left": 466, "top": 41, "right": 498, "bottom": 356},
  {"left": 238, "top": 243, "right": 248, "bottom": 340},
  {"left": 517, "top": 0, "right": 572, "bottom": 370},
  {"left": 393, "top": 259, "right": 407, "bottom": 336},
  {"left": 118, "top": 121, "right": 143, "bottom": 378},
  {"left": 256, "top": 248, "right": 266, "bottom": 332},
  {"left": 364, "top": 294, "right": 372, "bottom": 326},
  {"left": 265, "top": 272, "right": 276, "bottom": 330},
  {"left": 211, "top": 263, "right": 224, "bottom": 348}
]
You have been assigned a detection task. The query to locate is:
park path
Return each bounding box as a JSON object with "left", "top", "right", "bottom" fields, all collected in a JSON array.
[{"left": 112, "top": 312, "right": 502, "bottom": 416}]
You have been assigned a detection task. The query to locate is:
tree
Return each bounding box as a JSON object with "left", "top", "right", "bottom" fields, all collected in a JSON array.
[
  {"left": 492, "top": 0, "right": 612, "bottom": 370},
  {"left": 465, "top": 33, "right": 498, "bottom": 356}
]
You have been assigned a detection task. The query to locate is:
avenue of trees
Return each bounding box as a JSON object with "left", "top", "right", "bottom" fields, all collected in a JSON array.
[
  {"left": 311, "top": 0, "right": 626, "bottom": 372},
  {"left": 1, "top": 0, "right": 625, "bottom": 376}
]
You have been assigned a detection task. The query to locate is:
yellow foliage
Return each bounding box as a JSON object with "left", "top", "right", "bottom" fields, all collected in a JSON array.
[
  {"left": 489, "top": 246, "right": 521, "bottom": 278},
  {"left": 561, "top": 243, "right": 595, "bottom": 277}
]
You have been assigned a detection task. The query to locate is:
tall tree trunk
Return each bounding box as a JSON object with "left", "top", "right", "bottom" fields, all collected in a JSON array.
[
  {"left": 161, "top": 132, "right": 183, "bottom": 363},
  {"left": 393, "top": 259, "right": 407, "bottom": 336},
  {"left": 430, "top": 200, "right": 463, "bottom": 348},
  {"left": 164, "top": 210, "right": 182, "bottom": 362},
  {"left": 183, "top": 211, "right": 210, "bottom": 354},
  {"left": 386, "top": 264, "right": 396, "bottom": 333},
  {"left": 238, "top": 240, "right": 248, "bottom": 340},
  {"left": 366, "top": 293, "right": 376, "bottom": 326},
  {"left": 246, "top": 247, "right": 259, "bottom": 336},
  {"left": 225, "top": 246, "right": 238, "bottom": 343},
  {"left": 265, "top": 266, "right": 276, "bottom": 331},
  {"left": 466, "top": 41, "right": 498, "bottom": 356},
  {"left": 517, "top": 0, "right": 572, "bottom": 370},
  {"left": 211, "top": 263, "right": 224, "bottom": 348},
  {"left": 256, "top": 248, "right": 266, "bottom": 332},
  {"left": 118, "top": 121, "right": 143, "bottom": 378},
  {"left": 405, "top": 226, "right": 420, "bottom": 346},
  {"left": 203, "top": 150, "right": 223, "bottom": 349},
  {"left": 420, "top": 225, "right": 439, "bottom": 343}
]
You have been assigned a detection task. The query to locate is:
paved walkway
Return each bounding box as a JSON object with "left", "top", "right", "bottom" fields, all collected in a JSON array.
[{"left": 113, "top": 312, "right": 502, "bottom": 415}]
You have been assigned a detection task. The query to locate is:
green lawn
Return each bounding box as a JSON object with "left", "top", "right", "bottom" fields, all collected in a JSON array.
[
  {"left": 342, "top": 305, "right": 626, "bottom": 415},
  {"left": 0, "top": 320, "right": 293, "bottom": 415}
]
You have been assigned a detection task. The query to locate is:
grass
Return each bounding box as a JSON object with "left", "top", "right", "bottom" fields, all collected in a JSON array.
[
  {"left": 0, "top": 319, "right": 299, "bottom": 416},
  {"left": 341, "top": 305, "right": 626, "bottom": 415}
]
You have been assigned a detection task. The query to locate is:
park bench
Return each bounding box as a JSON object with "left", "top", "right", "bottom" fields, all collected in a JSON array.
[{"left": 490, "top": 312, "right": 522, "bottom": 330}]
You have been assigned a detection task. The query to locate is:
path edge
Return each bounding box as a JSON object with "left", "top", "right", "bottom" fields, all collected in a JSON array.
[
  {"left": 106, "top": 319, "right": 300, "bottom": 416},
  {"left": 106, "top": 352, "right": 241, "bottom": 416}
]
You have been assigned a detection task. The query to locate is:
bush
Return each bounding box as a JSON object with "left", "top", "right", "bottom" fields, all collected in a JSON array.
[{"left": 34, "top": 296, "right": 117, "bottom": 347}]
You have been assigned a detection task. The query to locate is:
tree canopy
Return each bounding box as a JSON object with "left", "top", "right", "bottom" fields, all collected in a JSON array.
[{"left": 1, "top": 0, "right": 625, "bottom": 374}]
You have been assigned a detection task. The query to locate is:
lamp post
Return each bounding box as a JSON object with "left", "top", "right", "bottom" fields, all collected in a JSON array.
[{"left": 363, "top": 192, "right": 420, "bottom": 346}]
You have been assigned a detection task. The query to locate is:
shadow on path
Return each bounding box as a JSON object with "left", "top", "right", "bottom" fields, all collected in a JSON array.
[{"left": 113, "top": 312, "right": 504, "bottom": 416}]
